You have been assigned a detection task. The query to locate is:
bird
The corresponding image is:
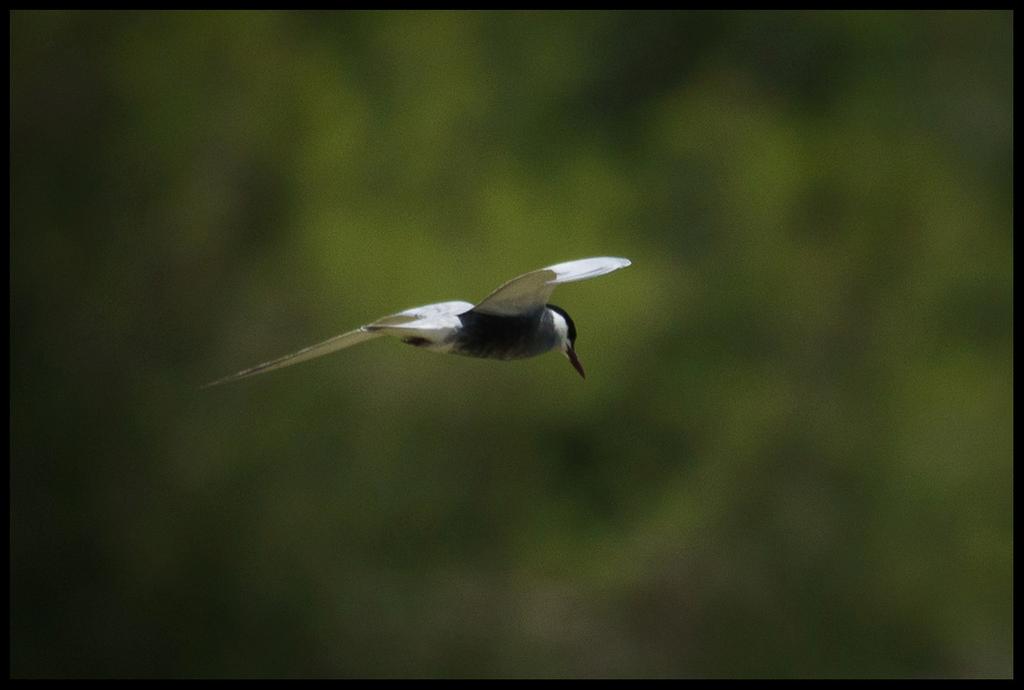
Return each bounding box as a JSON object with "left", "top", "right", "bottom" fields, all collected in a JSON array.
[{"left": 204, "top": 256, "right": 631, "bottom": 387}]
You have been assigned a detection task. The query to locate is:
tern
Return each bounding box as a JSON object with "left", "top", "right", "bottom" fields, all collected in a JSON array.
[{"left": 204, "top": 256, "right": 631, "bottom": 387}]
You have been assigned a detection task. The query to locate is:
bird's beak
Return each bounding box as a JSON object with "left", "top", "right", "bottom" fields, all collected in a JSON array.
[{"left": 566, "top": 346, "right": 586, "bottom": 379}]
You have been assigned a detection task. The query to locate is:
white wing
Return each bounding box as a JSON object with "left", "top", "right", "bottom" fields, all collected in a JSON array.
[
  {"left": 472, "top": 257, "right": 632, "bottom": 316},
  {"left": 367, "top": 301, "right": 473, "bottom": 330},
  {"left": 203, "top": 300, "right": 473, "bottom": 387}
]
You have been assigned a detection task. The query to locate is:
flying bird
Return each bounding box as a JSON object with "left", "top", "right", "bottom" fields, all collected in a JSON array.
[{"left": 204, "top": 256, "right": 631, "bottom": 387}]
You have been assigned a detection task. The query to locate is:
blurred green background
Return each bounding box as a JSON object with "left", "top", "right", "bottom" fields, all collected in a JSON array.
[{"left": 11, "top": 10, "right": 1012, "bottom": 678}]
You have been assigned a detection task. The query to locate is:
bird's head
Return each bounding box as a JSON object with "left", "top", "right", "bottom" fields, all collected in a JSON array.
[{"left": 547, "top": 304, "right": 585, "bottom": 379}]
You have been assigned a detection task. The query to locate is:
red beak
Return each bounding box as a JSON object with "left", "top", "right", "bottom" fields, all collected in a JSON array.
[{"left": 567, "top": 347, "right": 586, "bottom": 379}]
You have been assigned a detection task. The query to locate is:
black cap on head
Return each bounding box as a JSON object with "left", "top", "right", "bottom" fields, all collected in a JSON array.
[
  {"left": 546, "top": 303, "right": 577, "bottom": 345},
  {"left": 548, "top": 304, "right": 585, "bottom": 378}
]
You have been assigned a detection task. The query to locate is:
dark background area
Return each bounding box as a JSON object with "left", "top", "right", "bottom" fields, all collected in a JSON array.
[{"left": 11, "top": 10, "right": 1012, "bottom": 678}]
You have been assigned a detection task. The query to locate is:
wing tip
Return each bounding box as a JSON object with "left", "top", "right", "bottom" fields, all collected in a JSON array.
[{"left": 544, "top": 256, "right": 633, "bottom": 284}]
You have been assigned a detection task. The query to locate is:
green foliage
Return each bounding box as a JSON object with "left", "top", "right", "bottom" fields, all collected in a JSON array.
[{"left": 11, "top": 10, "right": 1012, "bottom": 678}]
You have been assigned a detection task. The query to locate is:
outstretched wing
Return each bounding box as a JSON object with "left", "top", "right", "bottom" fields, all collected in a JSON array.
[
  {"left": 472, "top": 257, "right": 632, "bottom": 316},
  {"left": 366, "top": 301, "right": 473, "bottom": 330},
  {"left": 201, "top": 328, "right": 382, "bottom": 388},
  {"left": 203, "top": 300, "right": 473, "bottom": 388}
]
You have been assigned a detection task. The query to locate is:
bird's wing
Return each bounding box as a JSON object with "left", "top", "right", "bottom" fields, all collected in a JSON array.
[
  {"left": 362, "top": 298, "right": 473, "bottom": 331},
  {"left": 367, "top": 301, "right": 473, "bottom": 329},
  {"left": 201, "top": 328, "right": 382, "bottom": 388},
  {"left": 203, "top": 300, "right": 474, "bottom": 388},
  {"left": 471, "top": 257, "right": 632, "bottom": 316}
]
